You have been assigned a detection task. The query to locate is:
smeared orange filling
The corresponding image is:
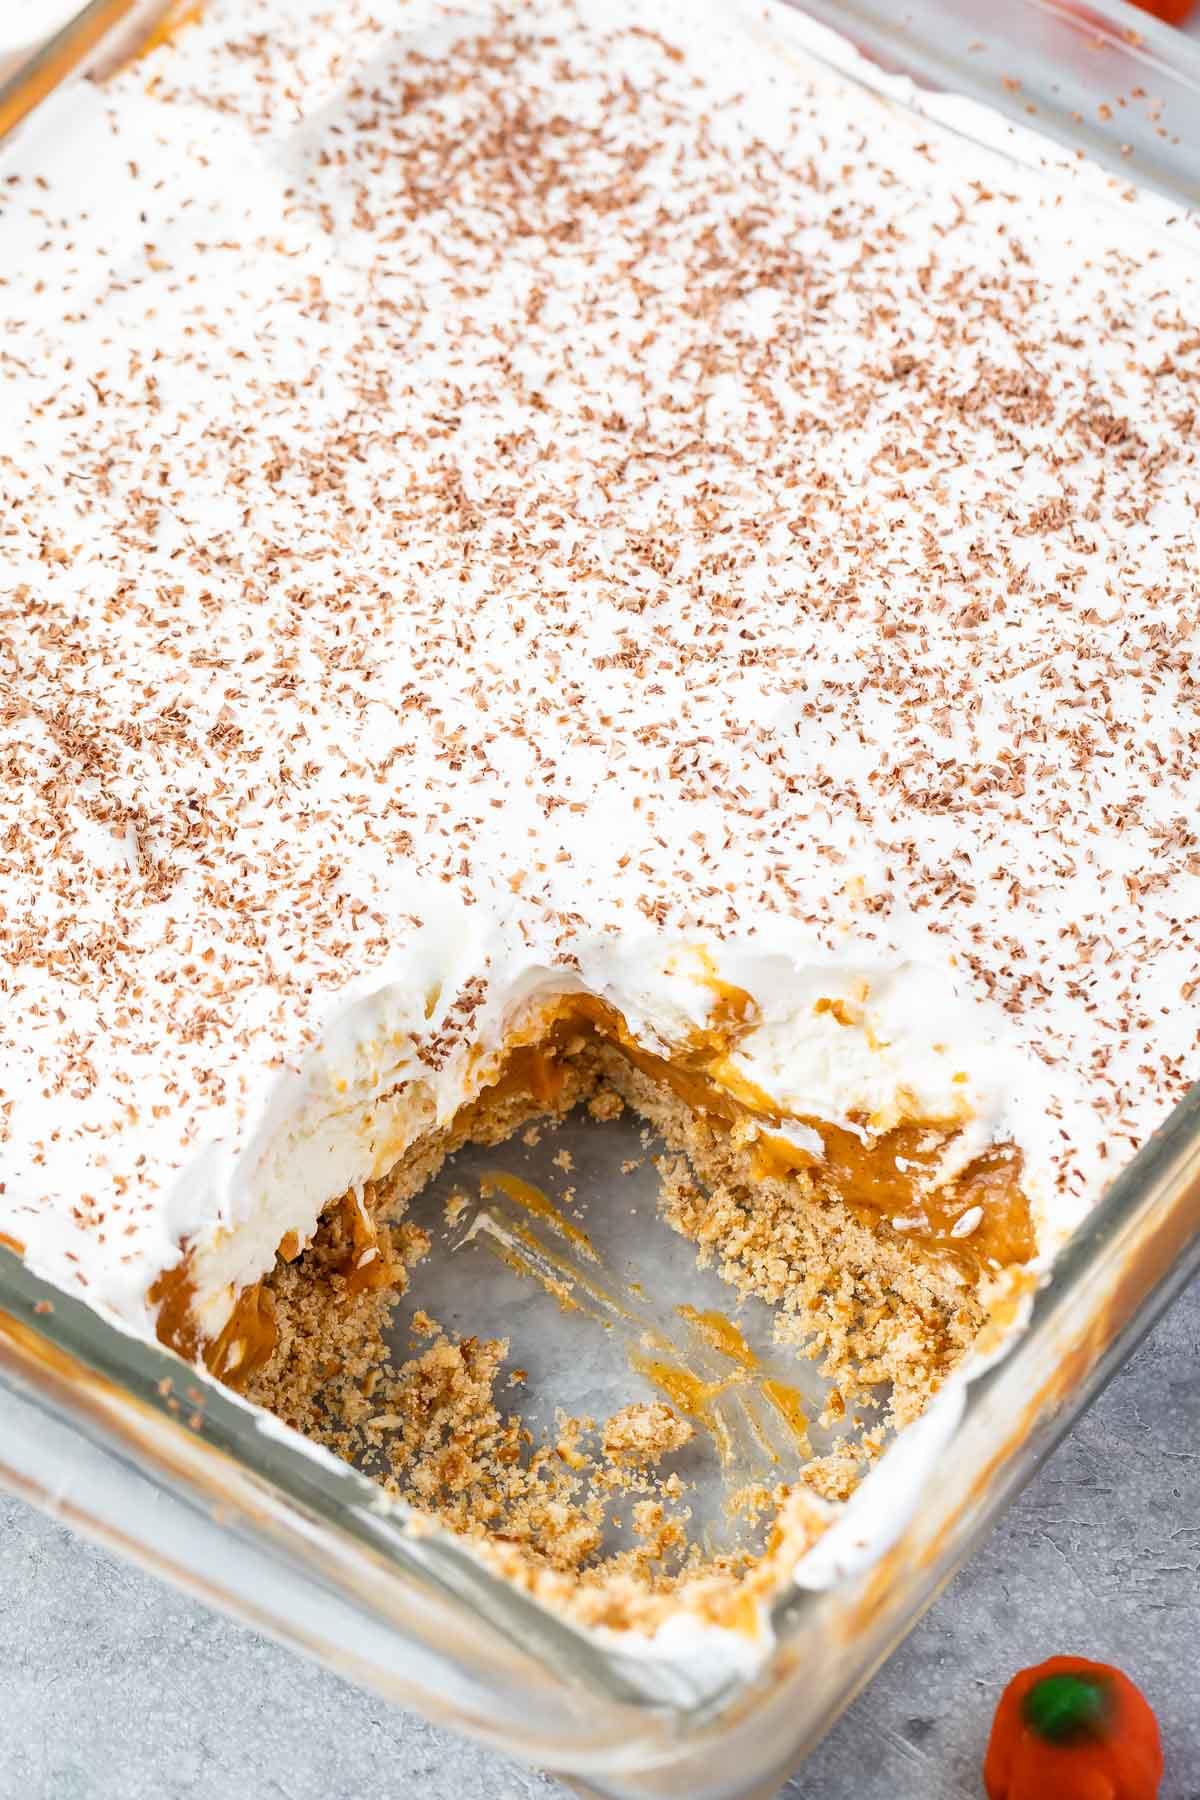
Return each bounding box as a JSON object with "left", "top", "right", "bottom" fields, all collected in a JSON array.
[
  {"left": 627, "top": 1346, "right": 742, "bottom": 1464},
  {"left": 488, "top": 992, "right": 1033, "bottom": 1270},
  {"left": 336, "top": 1187, "right": 398, "bottom": 1296},
  {"left": 480, "top": 1169, "right": 596, "bottom": 1256},
  {"left": 759, "top": 1378, "right": 811, "bottom": 1449},
  {"left": 675, "top": 1304, "right": 757, "bottom": 1366},
  {"left": 150, "top": 1182, "right": 397, "bottom": 1381},
  {"left": 149, "top": 1259, "right": 277, "bottom": 1386},
  {"left": 623, "top": 1308, "right": 812, "bottom": 1468}
]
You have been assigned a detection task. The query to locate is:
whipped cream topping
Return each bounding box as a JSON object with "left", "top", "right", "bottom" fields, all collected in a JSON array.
[{"left": 1, "top": 0, "right": 1198, "bottom": 1344}]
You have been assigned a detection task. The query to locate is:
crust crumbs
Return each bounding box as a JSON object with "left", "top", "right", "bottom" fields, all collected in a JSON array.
[{"left": 246, "top": 1038, "right": 983, "bottom": 1632}]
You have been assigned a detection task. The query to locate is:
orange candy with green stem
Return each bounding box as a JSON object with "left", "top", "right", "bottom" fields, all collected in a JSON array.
[{"left": 984, "top": 1657, "right": 1163, "bottom": 1800}]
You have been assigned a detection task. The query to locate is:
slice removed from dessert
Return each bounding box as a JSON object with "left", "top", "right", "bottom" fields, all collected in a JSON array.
[{"left": 155, "top": 950, "right": 1038, "bottom": 1632}]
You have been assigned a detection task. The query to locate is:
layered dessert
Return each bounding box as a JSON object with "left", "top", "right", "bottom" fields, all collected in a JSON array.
[{"left": 1, "top": 0, "right": 1197, "bottom": 1634}]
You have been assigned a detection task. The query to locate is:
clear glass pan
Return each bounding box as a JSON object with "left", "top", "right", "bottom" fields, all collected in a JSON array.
[
  {"left": 1, "top": 3, "right": 1198, "bottom": 1795},
  {"left": 0, "top": 0, "right": 187, "bottom": 140},
  {"left": 783, "top": 0, "right": 1200, "bottom": 209}
]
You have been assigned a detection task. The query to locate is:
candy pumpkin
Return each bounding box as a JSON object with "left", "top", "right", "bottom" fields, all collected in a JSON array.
[{"left": 984, "top": 1656, "right": 1162, "bottom": 1800}]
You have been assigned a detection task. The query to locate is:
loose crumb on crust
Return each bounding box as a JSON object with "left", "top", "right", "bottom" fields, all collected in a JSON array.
[{"left": 603, "top": 1402, "right": 695, "bottom": 1468}]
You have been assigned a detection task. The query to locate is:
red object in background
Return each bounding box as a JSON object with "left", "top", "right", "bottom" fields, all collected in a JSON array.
[
  {"left": 984, "top": 1657, "right": 1163, "bottom": 1800},
  {"left": 1064, "top": 0, "right": 1198, "bottom": 36},
  {"left": 1131, "top": 0, "right": 1198, "bottom": 23}
]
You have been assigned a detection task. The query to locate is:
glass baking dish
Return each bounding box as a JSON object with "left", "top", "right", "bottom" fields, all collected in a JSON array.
[
  {"left": 1, "top": 3, "right": 1199, "bottom": 1795},
  {"left": 0, "top": 0, "right": 193, "bottom": 140}
]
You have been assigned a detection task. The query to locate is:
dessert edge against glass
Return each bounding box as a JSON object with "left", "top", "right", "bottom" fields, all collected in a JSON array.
[{"left": 1, "top": 0, "right": 1197, "bottom": 1640}]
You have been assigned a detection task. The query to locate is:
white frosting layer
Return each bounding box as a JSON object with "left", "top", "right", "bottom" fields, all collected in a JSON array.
[{"left": 0, "top": 0, "right": 1197, "bottom": 1361}]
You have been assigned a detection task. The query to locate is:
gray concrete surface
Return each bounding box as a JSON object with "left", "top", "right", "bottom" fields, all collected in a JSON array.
[{"left": 0, "top": 1277, "right": 1196, "bottom": 1800}]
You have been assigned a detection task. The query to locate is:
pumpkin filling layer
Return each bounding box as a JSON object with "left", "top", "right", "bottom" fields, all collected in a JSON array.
[{"left": 230, "top": 1001, "right": 1030, "bottom": 1634}]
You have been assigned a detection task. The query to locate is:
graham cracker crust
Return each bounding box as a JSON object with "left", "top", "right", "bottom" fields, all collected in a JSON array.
[{"left": 244, "top": 1027, "right": 1007, "bottom": 1634}]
